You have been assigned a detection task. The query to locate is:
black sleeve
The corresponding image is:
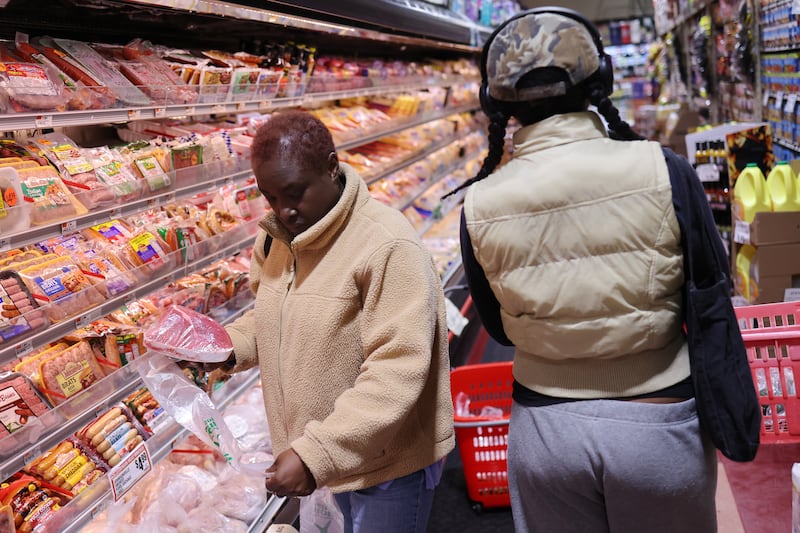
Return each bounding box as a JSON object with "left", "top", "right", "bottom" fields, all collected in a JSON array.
[{"left": 459, "top": 210, "right": 514, "bottom": 346}]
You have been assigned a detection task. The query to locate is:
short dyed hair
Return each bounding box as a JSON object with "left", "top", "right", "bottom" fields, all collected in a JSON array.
[{"left": 251, "top": 110, "right": 336, "bottom": 175}]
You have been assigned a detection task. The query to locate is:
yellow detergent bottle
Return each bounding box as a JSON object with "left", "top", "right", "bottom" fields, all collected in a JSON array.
[
  {"left": 735, "top": 244, "right": 757, "bottom": 302},
  {"left": 766, "top": 161, "right": 800, "bottom": 211},
  {"left": 733, "top": 163, "right": 771, "bottom": 223}
]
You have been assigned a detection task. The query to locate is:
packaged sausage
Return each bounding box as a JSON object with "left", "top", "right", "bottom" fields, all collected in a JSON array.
[
  {"left": 37, "top": 341, "right": 104, "bottom": 406},
  {"left": 0, "top": 140, "right": 48, "bottom": 167},
  {"left": 76, "top": 405, "right": 146, "bottom": 468},
  {"left": 0, "top": 373, "right": 51, "bottom": 437},
  {"left": 0, "top": 271, "right": 49, "bottom": 345},
  {"left": 45, "top": 236, "right": 136, "bottom": 298},
  {"left": 123, "top": 388, "right": 168, "bottom": 436},
  {"left": 18, "top": 257, "right": 105, "bottom": 323},
  {"left": 65, "top": 319, "right": 145, "bottom": 374},
  {"left": 12, "top": 342, "right": 68, "bottom": 388},
  {"left": 0, "top": 61, "right": 70, "bottom": 113},
  {"left": 50, "top": 38, "right": 151, "bottom": 106},
  {"left": 82, "top": 146, "right": 142, "bottom": 202},
  {"left": 23, "top": 439, "right": 106, "bottom": 494},
  {"left": 0, "top": 474, "right": 71, "bottom": 530},
  {"left": 18, "top": 166, "right": 87, "bottom": 226},
  {"left": 0, "top": 167, "right": 29, "bottom": 235}
]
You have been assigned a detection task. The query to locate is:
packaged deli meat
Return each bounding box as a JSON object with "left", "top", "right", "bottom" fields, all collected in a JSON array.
[
  {"left": 18, "top": 165, "right": 87, "bottom": 226},
  {"left": 29, "top": 133, "right": 116, "bottom": 208},
  {"left": 144, "top": 304, "right": 233, "bottom": 363},
  {"left": 0, "top": 271, "right": 49, "bottom": 345},
  {"left": 0, "top": 373, "right": 51, "bottom": 437},
  {"left": 0, "top": 167, "right": 29, "bottom": 235}
]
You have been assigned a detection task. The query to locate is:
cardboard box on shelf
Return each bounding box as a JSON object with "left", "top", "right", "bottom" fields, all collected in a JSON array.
[
  {"left": 660, "top": 104, "right": 701, "bottom": 157},
  {"left": 733, "top": 242, "right": 800, "bottom": 303},
  {"left": 734, "top": 211, "right": 800, "bottom": 246}
]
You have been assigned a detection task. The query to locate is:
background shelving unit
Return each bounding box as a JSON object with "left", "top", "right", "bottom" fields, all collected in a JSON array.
[{"left": 0, "top": 0, "right": 486, "bottom": 530}]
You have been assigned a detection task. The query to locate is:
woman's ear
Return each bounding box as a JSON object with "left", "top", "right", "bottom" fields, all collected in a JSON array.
[{"left": 327, "top": 152, "right": 339, "bottom": 180}]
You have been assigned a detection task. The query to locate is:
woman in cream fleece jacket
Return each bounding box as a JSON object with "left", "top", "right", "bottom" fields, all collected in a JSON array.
[{"left": 224, "top": 110, "right": 454, "bottom": 532}]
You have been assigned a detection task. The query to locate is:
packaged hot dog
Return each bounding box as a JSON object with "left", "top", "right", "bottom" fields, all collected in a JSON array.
[
  {"left": 76, "top": 404, "right": 147, "bottom": 468},
  {"left": 0, "top": 271, "right": 49, "bottom": 345},
  {"left": 22, "top": 439, "right": 106, "bottom": 494},
  {"left": 65, "top": 319, "right": 145, "bottom": 375},
  {"left": 0, "top": 473, "right": 71, "bottom": 530}
]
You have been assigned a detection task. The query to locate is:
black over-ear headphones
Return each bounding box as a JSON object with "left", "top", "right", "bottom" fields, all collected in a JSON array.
[{"left": 479, "top": 7, "right": 614, "bottom": 117}]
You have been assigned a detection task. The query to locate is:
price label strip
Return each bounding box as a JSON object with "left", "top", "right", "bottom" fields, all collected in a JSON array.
[
  {"left": 109, "top": 442, "right": 152, "bottom": 502},
  {"left": 733, "top": 220, "right": 751, "bottom": 245}
]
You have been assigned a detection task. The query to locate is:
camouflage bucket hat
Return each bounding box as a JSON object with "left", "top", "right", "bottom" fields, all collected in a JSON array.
[{"left": 485, "top": 12, "right": 601, "bottom": 102}]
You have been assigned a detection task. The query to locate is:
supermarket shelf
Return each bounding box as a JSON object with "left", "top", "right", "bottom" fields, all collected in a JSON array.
[
  {"left": 441, "top": 256, "right": 463, "bottom": 288},
  {"left": 0, "top": 220, "right": 260, "bottom": 366},
  {"left": 338, "top": 103, "right": 479, "bottom": 151},
  {"left": 0, "top": 163, "right": 254, "bottom": 253},
  {"left": 657, "top": 0, "right": 711, "bottom": 36},
  {"left": 118, "top": 0, "right": 483, "bottom": 52},
  {"left": 774, "top": 138, "right": 800, "bottom": 154},
  {"left": 762, "top": 44, "right": 800, "bottom": 53},
  {"left": 396, "top": 146, "right": 486, "bottom": 212},
  {"left": 363, "top": 125, "right": 482, "bottom": 186},
  {"left": 247, "top": 494, "right": 291, "bottom": 533},
  {"left": 0, "top": 77, "right": 477, "bottom": 133},
  {"left": 0, "top": 295, "right": 255, "bottom": 482},
  {"left": 51, "top": 363, "right": 263, "bottom": 533}
]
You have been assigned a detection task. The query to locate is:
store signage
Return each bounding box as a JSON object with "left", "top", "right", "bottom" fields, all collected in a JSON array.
[
  {"left": 785, "top": 94, "right": 798, "bottom": 114},
  {"left": 784, "top": 288, "right": 800, "bottom": 302},
  {"left": 733, "top": 220, "right": 751, "bottom": 244},
  {"left": 109, "top": 442, "right": 152, "bottom": 502},
  {"left": 444, "top": 297, "right": 469, "bottom": 336},
  {"left": 696, "top": 164, "right": 720, "bottom": 182}
]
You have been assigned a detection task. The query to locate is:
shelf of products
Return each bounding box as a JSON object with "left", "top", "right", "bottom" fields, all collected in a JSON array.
[{"left": 0, "top": 0, "right": 483, "bottom": 529}]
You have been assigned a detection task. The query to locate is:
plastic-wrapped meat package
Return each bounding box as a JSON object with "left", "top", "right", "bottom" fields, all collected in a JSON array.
[
  {"left": 0, "top": 60, "right": 70, "bottom": 112},
  {"left": 179, "top": 507, "right": 247, "bottom": 533},
  {"left": 0, "top": 372, "right": 51, "bottom": 437},
  {"left": 29, "top": 133, "right": 116, "bottom": 208},
  {"left": 210, "top": 464, "right": 268, "bottom": 523},
  {"left": 37, "top": 340, "right": 105, "bottom": 406},
  {"left": 18, "top": 256, "right": 106, "bottom": 323},
  {"left": 82, "top": 146, "right": 142, "bottom": 202},
  {"left": 0, "top": 271, "right": 49, "bottom": 344},
  {"left": 18, "top": 165, "right": 87, "bottom": 225},
  {"left": 144, "top": 305, "right": 233, "bottom": 363},
  {"left": 50, "top": 38, "right": 151, "bottom": 106}
]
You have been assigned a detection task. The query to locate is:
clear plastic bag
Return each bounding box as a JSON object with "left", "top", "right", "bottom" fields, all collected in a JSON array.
[
  {"left": 299, "top": 487, "right": 344, "bottom": 533},
  {"left": 138, "top": 353, "right": 270, "bottom": 476},
  {"left": 143, "top": 304, "right": 233, "bottom": 363}
]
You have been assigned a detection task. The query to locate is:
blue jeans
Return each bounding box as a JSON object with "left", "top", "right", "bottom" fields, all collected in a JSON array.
[{"left": 333, "top": 469, "right": 435, "bottom": 533}]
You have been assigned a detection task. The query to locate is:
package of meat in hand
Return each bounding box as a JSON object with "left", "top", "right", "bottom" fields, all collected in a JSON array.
[
  {"left": 144, "top": 305, "right": 232, "bottom": 363},
  {"left": 0, "top": 372, "right": 52, "bottom": 438}
]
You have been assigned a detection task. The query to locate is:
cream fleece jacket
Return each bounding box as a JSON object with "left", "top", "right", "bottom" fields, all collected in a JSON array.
[
  {"left": 226, "top": 163, "right": 455, "bottom": 493},
  {"left": 465, "top": 112, "right": 689, "bottom": 398}
]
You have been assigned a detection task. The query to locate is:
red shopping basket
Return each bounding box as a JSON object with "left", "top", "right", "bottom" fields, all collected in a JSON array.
[
  {"left": 450, "top": 361, "right": 513, "bottom": 511},
  {"left": 735, "top": 301, "right": 800, "bottom": 443}
]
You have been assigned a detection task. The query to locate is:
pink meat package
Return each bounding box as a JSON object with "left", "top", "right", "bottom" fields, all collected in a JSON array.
[{"left": 143, "top": 304, "right": 232, "bottom": 363}]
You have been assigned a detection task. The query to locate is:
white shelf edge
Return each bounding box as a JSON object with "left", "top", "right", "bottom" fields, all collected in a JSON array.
[
  {"left": 0, "top": 76, "right": 478, "bottom": 133},
  {"left": 397, "top": 146, "right": 486, "bottom": 212}
]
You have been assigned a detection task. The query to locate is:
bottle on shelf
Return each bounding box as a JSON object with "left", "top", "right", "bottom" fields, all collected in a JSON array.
[
  {"left": 733, "top": 163, "right": 771, "bottom": 223},
  {"left": 766, "top": 161, "right": 800, "bottom": 212},
  {"left": 735, "top": 243, "right": 757, "bottom": 302}
]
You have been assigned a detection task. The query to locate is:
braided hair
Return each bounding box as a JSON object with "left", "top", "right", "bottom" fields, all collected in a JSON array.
[
  {"left": 442, "top": 110, "right": 509, "bottom": 199},
  {"left": 588, "top": 86, "right": 643, "bottom": 141}
]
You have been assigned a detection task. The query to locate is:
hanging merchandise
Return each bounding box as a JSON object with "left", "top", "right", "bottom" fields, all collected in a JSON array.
[{"left": 690, "top": 16, "right": 712, "bottom": 102}]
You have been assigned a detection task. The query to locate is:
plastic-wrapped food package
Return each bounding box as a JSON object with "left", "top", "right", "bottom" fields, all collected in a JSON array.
[
  {"left": 209, "top": 468, "right": 267, "bottom": 523},
  {"left": 144, "top": 305, "right": 232, "bottom": 363},
  {"left": 179, "top": 507, "right": 248, "bottom": 533},
  {"left": 0, "top": 60, "right": 70, "bottom": 112}
]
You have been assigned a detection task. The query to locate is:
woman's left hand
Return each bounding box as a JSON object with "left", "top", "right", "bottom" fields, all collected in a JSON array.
[{"left": 265, "top": 448, "right": 317, "bottom": 498}]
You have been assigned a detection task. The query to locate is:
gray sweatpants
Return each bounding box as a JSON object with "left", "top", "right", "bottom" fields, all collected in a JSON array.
[{"left": 508, "top": 398, "right": 718, "bottom": 533}]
